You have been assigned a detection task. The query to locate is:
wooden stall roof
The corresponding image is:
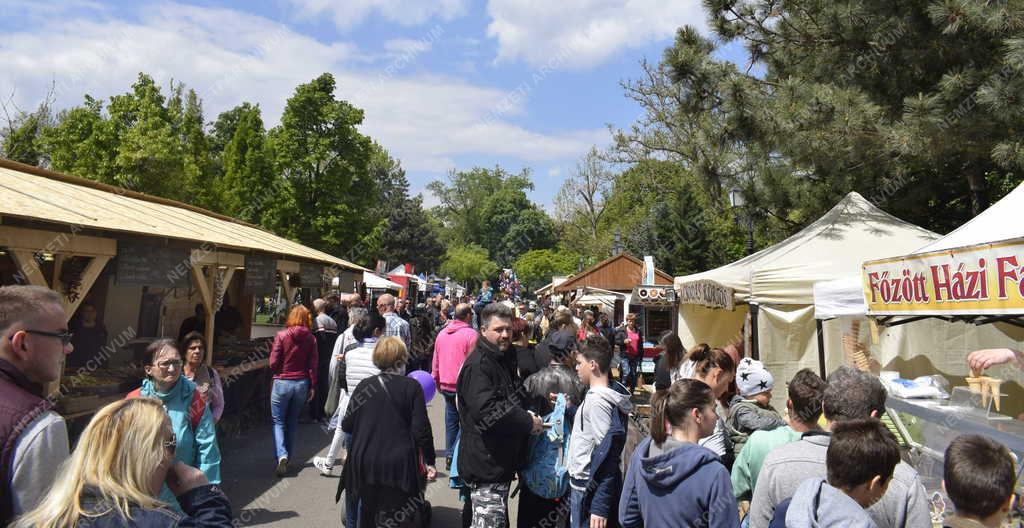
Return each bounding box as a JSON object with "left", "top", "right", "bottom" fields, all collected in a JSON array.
[
  {"left": 554, "top": 253, "right": 672, "bottom": 293},
  {"left": 0, "top": 158, "right": 369, "bottom": 272}
]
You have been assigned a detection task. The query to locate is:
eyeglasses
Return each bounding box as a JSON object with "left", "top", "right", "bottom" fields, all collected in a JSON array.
[
  {"left": 14, "top": 329, "right": 74, "bottom": 346},
  {"left": 153, "top": 359, "right": 182, "bottom": 370},
  {"left": 163, "top": 432, "right": 177, "bottom": 452}
]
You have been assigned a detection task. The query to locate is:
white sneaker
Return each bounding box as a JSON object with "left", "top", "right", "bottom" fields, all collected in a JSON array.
[
  {"left": 313, "top": 456, "right": 334, "bottom": 476},
  {"left": 275, "top": 457, "right": 288, "bottom": 477}
]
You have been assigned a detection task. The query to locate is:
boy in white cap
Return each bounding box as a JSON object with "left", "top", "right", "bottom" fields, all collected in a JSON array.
[{"left": 727, "top": 358, "right": 786, "bottom": 454}]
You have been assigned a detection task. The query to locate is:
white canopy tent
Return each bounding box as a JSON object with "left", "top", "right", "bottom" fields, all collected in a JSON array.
[
  {"left": 363, "top": 271, "right": 403, "bottom": 291},
  {"left": 854, "top": 182, "right": 1024, "bottom": 416},
  {"left": 675, "top": 191, "right": 940, "bottom": 394}
]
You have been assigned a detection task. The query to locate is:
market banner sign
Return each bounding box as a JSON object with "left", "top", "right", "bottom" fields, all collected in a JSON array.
[
  {"left": 678, "top": 280, "right": 735, "bottom": 310},
  {"left": 863, "top": 239, "right": 1024, "bottom": 315},
  {"left": 631, "top": 285, "right": 677, "bottom": 306}
]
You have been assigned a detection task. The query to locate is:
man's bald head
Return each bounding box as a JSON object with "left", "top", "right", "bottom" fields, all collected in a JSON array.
[
  {"left": 454, "top": 303, "right": 473, "bottom": 322},
  {"left": 377, "top": 293, "right": 396, "bottom": 313}
]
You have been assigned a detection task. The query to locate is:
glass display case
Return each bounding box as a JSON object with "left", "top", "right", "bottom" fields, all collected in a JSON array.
[{"left": 886, "top": 394, "right": 1024, "bottom": 527}]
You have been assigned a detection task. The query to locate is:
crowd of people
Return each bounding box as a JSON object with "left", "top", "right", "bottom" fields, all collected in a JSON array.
[{"left": 0, "top": 282, "right": 1020, "bottom": 528}]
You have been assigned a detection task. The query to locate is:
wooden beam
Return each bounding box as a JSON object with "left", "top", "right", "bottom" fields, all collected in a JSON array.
[
  {"left": 207, "top": 266, "right": 237, "bottom": 366},
  {"left": 62, "top": 256, "right": 110, "bottom": 317},
  {"left": 8, "top": 250, "right": 49, "bottom": 288},
  {"left": 191, "top": 249, "right": 244, "bottom": 268},
  {"left": 0, "top": 225, "right": 116, "bottom": 257},
  {"left": 277, "top": 260, "right": 300, "bottom": 274}
]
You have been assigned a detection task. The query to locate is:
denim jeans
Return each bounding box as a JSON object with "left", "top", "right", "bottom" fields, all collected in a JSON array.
[
  {"left": 569, "top": 486, "right": 587, "bottom": 528},
  {"left": 271, "top": 378, "right": 309, "bottom": 460},
  {"left": 442, "top": 390, "right": 460, "bottom": 455},
  {"left": 344, "top": 432, "right": 360, "bottom": 527},
  {"left": 623, "top": 356, "right": 641, "bottom": 392}
]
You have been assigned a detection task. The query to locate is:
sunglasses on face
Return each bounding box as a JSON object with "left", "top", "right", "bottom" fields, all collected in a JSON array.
[
  {"left": 163, "top": 432, "right": 177, "bottom": 452},
  {"left": 12, "top": 329, "right": 74, "bottom": 346}
]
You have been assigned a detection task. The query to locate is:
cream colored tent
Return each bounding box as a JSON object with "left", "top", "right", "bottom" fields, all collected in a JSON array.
[{"left": 675, "top": 192, "right": 940, "bottom": 395}]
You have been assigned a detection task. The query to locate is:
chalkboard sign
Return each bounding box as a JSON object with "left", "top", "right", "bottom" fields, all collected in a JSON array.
[
  {"left": 115, "top": 241, "right": 190, "bottom": 287},
  {"left": 244, "top": 254, "right": 277, "bottom": 296},
  {"left": 299, "top": 262, "right": 326, "bottom": 290}
]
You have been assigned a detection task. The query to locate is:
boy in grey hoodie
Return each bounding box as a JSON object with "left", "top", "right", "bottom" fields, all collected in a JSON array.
[
  {"left": 568, "top": 336, "right": 633, "bottom": 528},
  {"left": 771, "top": 418, "right": 901, "bottom": 528}
]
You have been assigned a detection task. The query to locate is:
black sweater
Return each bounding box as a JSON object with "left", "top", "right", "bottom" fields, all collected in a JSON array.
[{"left": 338, "top": 373, "right": 436, "bottom": 499}]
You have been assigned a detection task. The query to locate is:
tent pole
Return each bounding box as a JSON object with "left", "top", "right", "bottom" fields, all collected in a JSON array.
[
  {"left": 816, "top": 319, "right": 826, "bottom": 378},
  {"left": 750, "top": 303, "right": 760, "bottom": 360}
]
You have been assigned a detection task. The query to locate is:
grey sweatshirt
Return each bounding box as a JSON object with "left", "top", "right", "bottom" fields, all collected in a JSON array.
[
  {"left": 786, "top": 478, "right": 878, "bottom": 528},
  {"left": 749, "top": 434, "right": 930, "bottom": 528},
  {"left": 10, "top": 411, "right": 69, "bottom": 515},
  {"left": 567, "top": 385, "right": 633, "bottom": 483}
]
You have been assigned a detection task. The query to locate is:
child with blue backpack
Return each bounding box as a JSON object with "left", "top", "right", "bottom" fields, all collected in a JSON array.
[
  {"left": 519, "top": 343, "right": 586, "bottom": 528},
  {"left": 568, "top": 336, "right": 633, "bottom": 528}
]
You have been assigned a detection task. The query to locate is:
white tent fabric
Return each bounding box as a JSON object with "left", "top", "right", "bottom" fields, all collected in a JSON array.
[
  {"left": 363, "top": 271, "right": 402, "bottom": 290},
  {"left": 675, "top": 192, "right": 943, "bottom": 409},
  {"left": 813, "top": 276, "right": 869, "bottom": 319},
  {"left": 676, "top": 192, "right": 939, "bottom": 305},
  {"left": 914, "top": 181, "right": 1024, "bottom": 254}
]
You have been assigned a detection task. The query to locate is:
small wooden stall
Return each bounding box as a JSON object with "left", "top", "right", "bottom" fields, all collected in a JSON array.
[
  {"left": 554, "top": 253, "right": 674, "bottom": 327},
  {"left": 0, "top": 158, "right": 368, "bottom": 430}
]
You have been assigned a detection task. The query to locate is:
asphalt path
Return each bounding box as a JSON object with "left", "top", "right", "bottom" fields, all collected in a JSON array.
[{"left": 219, "top": 391, "right": 520, "bottom": 527}]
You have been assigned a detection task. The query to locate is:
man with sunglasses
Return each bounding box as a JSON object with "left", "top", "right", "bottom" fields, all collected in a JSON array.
[{"left": 0, "top": 285, "right": 72, "bottom": 525}]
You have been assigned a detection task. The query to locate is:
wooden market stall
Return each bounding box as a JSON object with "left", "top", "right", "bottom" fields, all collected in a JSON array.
[{"left": 0, "top": 158, "right": 368, "bottom": 426}]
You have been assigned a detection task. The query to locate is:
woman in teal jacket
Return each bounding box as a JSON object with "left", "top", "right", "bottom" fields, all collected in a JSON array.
[{"left": 130, "top": 338, "right": 221, "bottom": 508}]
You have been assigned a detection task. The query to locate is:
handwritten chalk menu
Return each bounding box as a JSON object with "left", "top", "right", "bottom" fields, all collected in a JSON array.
[
  {"left": 115, "top": 241, "right": 190, "bottom": 287},
  {"left": 244, "top": 254, "right": 277, "bottom": 296},
  {"left": 299, "top": 261, "right": 326, "bottom": 290}
]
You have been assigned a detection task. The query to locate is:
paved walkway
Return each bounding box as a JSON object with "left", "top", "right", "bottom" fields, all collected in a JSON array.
[{"left": 219, "top": 393, "right": 519, "bottom": 527}]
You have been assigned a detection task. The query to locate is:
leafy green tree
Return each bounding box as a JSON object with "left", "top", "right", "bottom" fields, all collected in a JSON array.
[
  {"left": 266, "top": 73, "right": 377, "bottom": 255},
  {"left": 440, "top": 244, "right": 499, "bottom": 286},
  {"left": 1, "top": 94, "right": 53, "bottom": 166},
  {"left": 429, "top": 166, "right": 555, "bottom": 266},
  {"left": 168, "top": 85, "right": 215, "bottom": 208},
  {"left": 514, "top": 249, "right": 578, "bottom": 290},
  {"left": 427, "top": 166, "right": 533, "bottom": 245},
  {"left": 218, "top": 103, "right": 276, "bottom": 225}
]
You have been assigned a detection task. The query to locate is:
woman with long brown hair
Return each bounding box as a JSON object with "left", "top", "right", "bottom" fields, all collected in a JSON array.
[
  {"left": 685, "top": 345, "right": 736, "bottom": 466},
  {"left": 619, "top": 379, "right": 739, "bottom": 527},
  {"left": 269, "top": 304, "right": 317, "bottom": 477}
]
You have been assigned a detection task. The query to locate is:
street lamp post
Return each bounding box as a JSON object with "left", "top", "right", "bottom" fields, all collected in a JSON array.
[{"left": 729, "top": 188, "right": 754, "bottom": 255}]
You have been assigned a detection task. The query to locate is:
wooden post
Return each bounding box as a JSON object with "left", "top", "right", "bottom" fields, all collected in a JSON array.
[
  {"left": 188, "top": 250, "right": 244, "bottom": 366},
  {"left": 191, "top": 265, "right": 215, "bottom": 365}
]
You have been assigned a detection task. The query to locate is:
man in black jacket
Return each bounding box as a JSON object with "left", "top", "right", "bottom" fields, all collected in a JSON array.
[{"left": 457, "top": 303, "right": 543, "bottom": 528}]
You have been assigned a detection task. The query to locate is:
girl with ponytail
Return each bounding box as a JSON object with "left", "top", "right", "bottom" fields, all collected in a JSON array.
[{"left": 619, "top": 380, "right": 739, "bottom": 527}]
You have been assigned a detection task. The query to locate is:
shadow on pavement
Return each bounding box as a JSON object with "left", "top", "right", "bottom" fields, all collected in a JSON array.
[{"left": 219, "top": 421, "right": 335, "bottom": 524}]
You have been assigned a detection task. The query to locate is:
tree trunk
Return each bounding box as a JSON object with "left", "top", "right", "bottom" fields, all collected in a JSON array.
[{"left": 966, "top": 172, "right": 988, "bottom": 217}]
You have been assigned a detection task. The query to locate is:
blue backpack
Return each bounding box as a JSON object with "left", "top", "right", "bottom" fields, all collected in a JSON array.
[{"left": 522, "top": 393, "right": 571, "bottom": 499}]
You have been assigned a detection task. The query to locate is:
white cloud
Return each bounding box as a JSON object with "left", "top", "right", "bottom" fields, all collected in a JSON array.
[
  {"left": 486, "top": 0, "right": 706, "bottom": 69},
  {"left": 286, "top": 0, "right": 468, "bottom": 31},
  {"left": 0, "top": 1, "right": 607, "bottom": 179},
  {"left": 547, "top": 166, "right": 561, "bottom": 178}
]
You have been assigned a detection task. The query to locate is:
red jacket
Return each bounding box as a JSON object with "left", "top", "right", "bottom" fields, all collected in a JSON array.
[{"left": 269, "top": 325, "right": 318, "bottom": 389}]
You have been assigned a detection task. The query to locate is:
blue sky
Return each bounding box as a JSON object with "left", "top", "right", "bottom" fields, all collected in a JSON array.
[{"left": 1, "top": 0, "right": 747, "bottom": 208}]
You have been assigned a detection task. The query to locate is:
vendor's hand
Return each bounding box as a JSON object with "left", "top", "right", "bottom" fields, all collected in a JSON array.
[
  {"left": 307, "top": 388, "right": 316, "bottom": 403},
  {"left": 425, "top": 466, "right": 437, "bottom": 481},
  {"left": 165, "top": 462, "right": 208, "bottom": 496},
  {"left": 590, "top": 514, "right": 608, "bottom": 528},
  {"left": 968, "top": 348, "right": 1020, "bottom": 372},
  {"left": 530, "top": 413, "right": 544, "bottom": 435},
  {"left": 548, "top": 392, "right": 558, "bottom": 405}
]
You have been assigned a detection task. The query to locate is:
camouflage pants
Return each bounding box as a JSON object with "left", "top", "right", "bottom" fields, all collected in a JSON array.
[{"left": 468, "top": 481, "right": 511, "bottom": 528}]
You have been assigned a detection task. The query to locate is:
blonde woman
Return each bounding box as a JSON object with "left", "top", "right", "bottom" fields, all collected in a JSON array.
[
  {"left": 13, "top": 397, "right": 232, "bottom": 527},
  {"left": 338, "top": 336, "right": 436, "bottom": 527}
]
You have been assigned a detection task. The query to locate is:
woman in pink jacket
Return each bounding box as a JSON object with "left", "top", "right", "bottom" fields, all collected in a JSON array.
[{"left": 430, "top": 303, "right": 478, "bottom": 470}]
